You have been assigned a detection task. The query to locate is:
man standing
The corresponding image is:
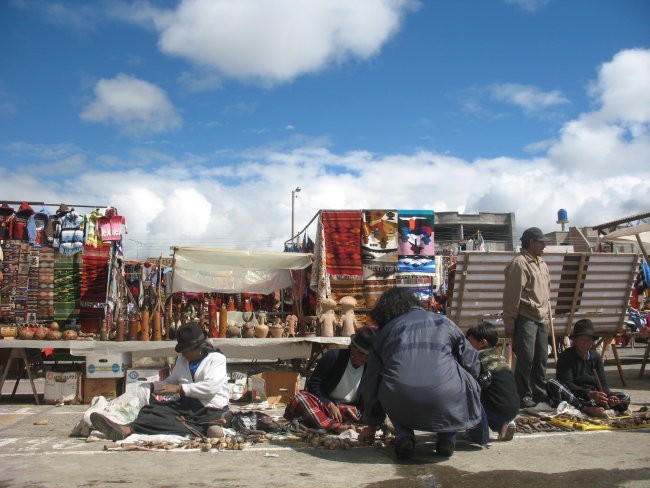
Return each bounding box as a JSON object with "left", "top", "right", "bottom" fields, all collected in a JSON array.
[{"left": 503, "top": 227, "right": 551, "bottom": 408}]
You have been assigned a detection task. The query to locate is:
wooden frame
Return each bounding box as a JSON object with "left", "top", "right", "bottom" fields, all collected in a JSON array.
[{"left": 449, "top": 252, "right": 639, "bottom": 384}]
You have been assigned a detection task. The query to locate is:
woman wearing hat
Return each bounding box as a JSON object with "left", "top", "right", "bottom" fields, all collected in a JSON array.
[
  {"left": 283, "top": 326, "right": 376, "bottom": 433},
  {"left": 546, "top": 319, "right": 630, "bottom": 417},
  {"left": 90, "top": 322, "right": 230, "bottom": 440}
]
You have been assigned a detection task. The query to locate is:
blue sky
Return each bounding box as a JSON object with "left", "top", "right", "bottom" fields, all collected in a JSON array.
[{"left": 1, "top": 0, "right": 649, "bottom": 259}]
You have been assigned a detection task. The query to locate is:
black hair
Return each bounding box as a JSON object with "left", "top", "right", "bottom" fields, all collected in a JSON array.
[
  {"left": 200, "top": 340, "right": 216, "bottom": 356},
  {"left": 369, "top": 287, "right": 420, "bottom": 328},
  {"left": 466, "top": 322, "right": 499, "bottom": 347}
]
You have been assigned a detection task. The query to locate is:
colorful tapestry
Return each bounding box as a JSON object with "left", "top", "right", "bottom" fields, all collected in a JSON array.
[
  {"left": 361, "top": 210, "right": 398, "bottom": 308},
  {"left": 80, "top": 243, "right": 111, "bottom": 332},
  {"left": 322, "top": 210, "right": 363, "bottom": 280},
  {"left": 37, "top": 247, "right": 55, "bottom": 321},
  {"left": 0, "top": 241, "right": 20, "bottom": 320},
  {"left": 330, "top": 278, "right": 366, "bottom": 309},
  {"left": 397, "top": 210, "right": 435, "bottom": 274},
  {"left": 309, "top": 216, "right": 331, "bottom": 306},
  {"left": 361, "top": 210, "right": 399, "bottom": 271},
  {"left": 54, "top": 252, "right": 82, "bottom": 322}
]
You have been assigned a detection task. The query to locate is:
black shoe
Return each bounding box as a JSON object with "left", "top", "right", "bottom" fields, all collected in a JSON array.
[
  {"left": 394, "top": 436, "right": 415, "bottom": 460},
  {"left": 520, "top": 397, "right": 537, "bottom": 409},
  {"left": 436, "top": 438, "right": 455, "bottom": 457},
  {"left": 90, "top": 412, "right": 128, "bottom": 441}
]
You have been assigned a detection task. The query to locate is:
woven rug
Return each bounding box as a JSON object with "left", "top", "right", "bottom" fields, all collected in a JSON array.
[
  {"left": 37, "top": 247, "right": 55, "bottom": 321},
  {"left": 54, "top": 252, "right": 82, "bottom": 322},
  {"left": 322, "top": 210, "right": 363, "bottom": 280},
  {"left": 397, "top": 210, "right": 435, "bottom": 274}
]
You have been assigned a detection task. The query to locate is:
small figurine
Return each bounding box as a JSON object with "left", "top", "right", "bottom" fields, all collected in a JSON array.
[
  {"left": 318, "top": 298, "right": 338, "bottom": 337},
  {"left": 339, "top": 296, "right": 358, "bottom": 337},
  {"left": 285, "top": 314, "right": 299, "bottom": 338}
]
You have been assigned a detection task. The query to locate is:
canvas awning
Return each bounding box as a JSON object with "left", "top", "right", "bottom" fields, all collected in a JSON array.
[
  {"left": 599, "top": 223, "right": 650, "bottom": 261},
  {"left": 170, "top": 247, "right": 312, "bottom": 294}
]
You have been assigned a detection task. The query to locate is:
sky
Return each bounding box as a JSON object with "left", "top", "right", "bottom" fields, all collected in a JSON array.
[{"left": 1, "top": 0, "right": 649, "bottom": 260}]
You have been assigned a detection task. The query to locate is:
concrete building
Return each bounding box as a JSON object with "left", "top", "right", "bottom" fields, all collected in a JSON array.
[{"left": 434, "top": 211, "right": 516, "bottom": 254}]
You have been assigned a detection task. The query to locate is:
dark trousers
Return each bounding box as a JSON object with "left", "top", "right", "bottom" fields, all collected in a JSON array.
[
  {"left": 546, "top": 379, "right": 630, "bottom": 414},
  {"left": 513, "top": 315, "right": 548, "bottom": 402},
  {"left": 129, "top": 396, "right": 229, "bottom": 437}
]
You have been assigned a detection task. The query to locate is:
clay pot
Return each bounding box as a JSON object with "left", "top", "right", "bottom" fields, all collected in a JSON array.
[
  {"left": 269, "top": 327, "right": 284, "bottom": 338},
  {"left": 18, "top": 328, "right": 34, "bottom": 340},
  {"left": 46, "top": 330, "right": 62, "bottom": 340},
  {"left": 227, "top": 324, "right": 242, "bottom": 338},
  {"left": 254, "top": 322, "right": 269, "bottom": 338},
  {"left": 62, "top": 329, "right": 78, "bottom": 341},
  {"left": 241, "top": 323, "right": 255, "bottom": 338},
  {"left": 33, "top": 327, "right": 48, "bottom": 340}
]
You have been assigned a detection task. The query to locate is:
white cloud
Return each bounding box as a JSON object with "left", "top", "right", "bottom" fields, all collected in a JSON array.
[
  {"left": 3, "top": 48, "right": 649, "bottom": 259},
  {"left": 120, "top": 0, "right": 419, "bottom": 85},
  {"left": 549, "top": 48, "right": 650, "bottom": 174},
  {"left": 490, "top": 83, "right": 569, "bottom": 113},
  {"left": 13, "top": 0, "right": 98, "bottom": 30},
  {"left": 80, "top": 74, "right": 182, "bottom": 136},
  {"left": 590, "top": 48, "right": 650, "bottom": 124},
  {"left": 504, "top": 0, "right": 551, "bottom": 12}
]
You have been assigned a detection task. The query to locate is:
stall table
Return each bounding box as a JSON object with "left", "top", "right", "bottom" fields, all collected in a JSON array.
[{"left": 0, "top": 337, "right": 351, "bottom": 403}]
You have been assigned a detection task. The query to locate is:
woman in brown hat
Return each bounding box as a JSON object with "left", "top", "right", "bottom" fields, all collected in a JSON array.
[
  {"left": 546, "top": 319, "right": 630, "bottom": 417},
  {"left": 90, "top": 322, "right": 230, "bottom": 440}
]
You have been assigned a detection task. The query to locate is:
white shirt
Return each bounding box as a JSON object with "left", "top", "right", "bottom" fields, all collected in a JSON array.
[{"left": 329, "top": 360, "right": 364, "bottom": 403}]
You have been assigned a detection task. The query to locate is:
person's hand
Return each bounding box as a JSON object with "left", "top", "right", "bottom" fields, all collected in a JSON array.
[
  {"left": 588, "top": 390, "right": 608, "bottom": 406},
  {"left": 154, "top": 383, "right": 183, "bottom": 395},
  {"left": 358, "top": 426, "right": 377, "bottom": 444},
  {"left": 327, "top": 402, "right": 343, "bottom": 422}
]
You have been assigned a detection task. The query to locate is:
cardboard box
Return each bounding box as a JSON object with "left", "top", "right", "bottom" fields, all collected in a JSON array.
[
  {"left": 249, "top": 371, "right": 300, "bottom": 406},
  {"left": 84, "top": 352, "right": 131, "bottom": 378},
  {"left": 44, "top": 371, "right": 82, "bottom": 404},
  {"left": 124, "top": 368, "right": 169, "bottom": 392},
  {"left": 83, "top": 377, "right": 123, "bottom": 404}
]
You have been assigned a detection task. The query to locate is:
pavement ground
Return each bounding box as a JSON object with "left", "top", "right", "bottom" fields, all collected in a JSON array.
[{"left": 1, "top": 343, "right": 649, "bottom": 488}]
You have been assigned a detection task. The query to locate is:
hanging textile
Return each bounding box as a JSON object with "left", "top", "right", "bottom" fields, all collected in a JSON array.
[
  {"left": 397, "top": 210, "right": 436, "bottom": 274},
  {"left": 361, "top": 209, "right": 398, "bottom": 309},
  {"left": 321, "top": 210, "right": 363, "bottom": 279}
]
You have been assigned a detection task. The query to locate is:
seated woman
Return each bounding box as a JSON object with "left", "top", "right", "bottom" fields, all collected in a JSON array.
[
  {"left": 284, "top": 326, "right": 376, "bottom": 433},
  {"left": 90, "top": 321, "right": 230, "bottom": 440},
  {"left": 546, "top": 319, "right": 630, "bottom": 418}
]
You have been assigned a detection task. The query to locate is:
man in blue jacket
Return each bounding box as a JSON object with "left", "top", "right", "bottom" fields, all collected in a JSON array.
[{"left": 359, "top": 287, "right": 483, "bottom": 459}]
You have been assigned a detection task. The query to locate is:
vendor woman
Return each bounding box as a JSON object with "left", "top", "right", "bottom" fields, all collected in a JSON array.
[{"left": 90, "top": 321, "right": 230, "bottom": 440}]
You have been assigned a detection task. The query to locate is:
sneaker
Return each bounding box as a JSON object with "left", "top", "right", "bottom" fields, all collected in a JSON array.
[
  {"left": 90, "top": 412, "right": 129, "bottom": 441},
  {"left": 394, "top": 436, "right": 415, "bottom": 460},
  {"left": 435, "top": 438, "right": 455, "bottom": 457},
  {"left": 520, "top": 397, "right": 537, "bottom": 409},
  {"left": 498, "top": 421, "right": 516, "bottom": 441}
]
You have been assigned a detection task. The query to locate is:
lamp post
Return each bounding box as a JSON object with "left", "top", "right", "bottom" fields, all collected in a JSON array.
[{"left": 291, "top": 186, "right": 301, "bottom": 246}]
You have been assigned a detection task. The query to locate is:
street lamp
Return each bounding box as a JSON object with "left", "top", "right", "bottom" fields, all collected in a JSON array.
[{"left": 291, "top": 186, "right": 301, "bottom": 245}]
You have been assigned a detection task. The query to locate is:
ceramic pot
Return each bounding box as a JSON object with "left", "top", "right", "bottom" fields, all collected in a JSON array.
[
  {"left": 242, "top": 323, "right": 255, "bottom": 338},
  {"left": 254, "top": 323, "right": 269, "bottom": 338},
  {"left": 269, "top": 327, "right": 284, "bottom": 338},
  {"left": 227, "top": 324, "right": 242, "bottom": 338}
]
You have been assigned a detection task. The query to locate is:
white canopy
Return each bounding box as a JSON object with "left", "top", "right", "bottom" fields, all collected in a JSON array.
[
  {"left": 600, "top": 222, "right": 650, "bottom": 261},
  {"left": 600, "top": 222, "right": 650, "bottom": 244},
  {"left": 171, "top": 247, "right": 312, "bottom": 294}
]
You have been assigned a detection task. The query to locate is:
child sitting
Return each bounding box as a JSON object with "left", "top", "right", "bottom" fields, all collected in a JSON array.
[{"left": 466, "top": 322, "right": 519, "bottom": 441}]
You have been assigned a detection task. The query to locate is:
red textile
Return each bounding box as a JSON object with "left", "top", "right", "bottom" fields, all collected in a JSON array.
[
  {"left": 283, "top": 390, "right": 361, "bottom": 431},
  {"left": 321, "top": 210, "right": 363, "bottom": 279}
]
